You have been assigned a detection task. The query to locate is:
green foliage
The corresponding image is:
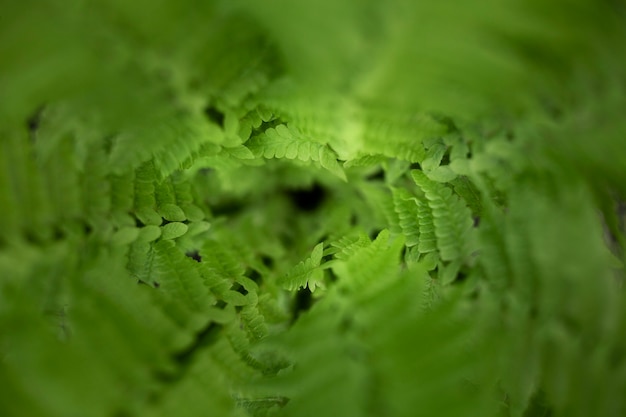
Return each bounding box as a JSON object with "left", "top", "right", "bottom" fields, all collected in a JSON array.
[
  {"left": 278, "top": 242, "right": 326, "bottom": 292},
  {"left": 1, "top": 1, "right": 626, "bottom": 417}
]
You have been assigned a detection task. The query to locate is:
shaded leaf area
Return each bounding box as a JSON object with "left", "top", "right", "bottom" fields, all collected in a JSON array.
[{"left": 1, "top": 1, "right": 626, "bottom": 417}]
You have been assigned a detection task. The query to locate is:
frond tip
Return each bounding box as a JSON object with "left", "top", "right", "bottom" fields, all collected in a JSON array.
[{"left": 278, "top": 243, "right": 325, "bottom": 292}]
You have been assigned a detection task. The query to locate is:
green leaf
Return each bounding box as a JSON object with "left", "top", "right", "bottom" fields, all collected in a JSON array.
[
  {"left": 135, "top": 207, "right": 163, "bottom": 226},
  {"left": 319, "top": 147, "right": 347, "bottom": 181},
  {"left": 392, "top": 188, "right": 420, "bottom": 247},
  {"left": 180, "top": 204, "right": 205, "bottom": 222},
  {"left": 278, "top": 242, "right": 325, "bottom": 292},
  {"left": 137, "top": 225, "right": 162, "bottom": 242},
  {"left": 411, "top": 170, "right": 474, "bottom": 262},
  {"left": 247, "top": 124, "right": 346, "bottom": 180},
  {"left": 111, "top": 227, "right": 140, "bottom": 246},
  {"left": 426, "top": 165, "right": 458, "bottom": 183},
  {"left": 158, "top": 203, "right": 187, "bottom": 222},
  {"left": 160, "top": 222, "right": 188, "bottom": 240},
  {"left": 223, "top": 145, "right": 255, "bottom": 160}
]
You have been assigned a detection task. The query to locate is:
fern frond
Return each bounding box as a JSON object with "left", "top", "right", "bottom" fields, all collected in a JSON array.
[
  {"left": 416, "top": 198, "right": 438, "bottom": 255},
  {"left": 412, "top": 170, "right": 474, "bottom": 262},
  {"left": 210, "top": 334, "right": 261, "bottom": 385},
  {"left": 110, "top": 226, "right": 140, "bottom": 246},
  {"left": 392, "top": 188, "right": 420, "bottom": 247},
  {"left": 343, "top": 154, "right": 387, "bottom": 168},
  {"left": 240, "top": 304, "right": 269, "bottom": 342},
  {"left": 154, "top": 175, "right": 188, "bottom": 221},
  {"left": 246, "top": 124, "right": 346, "bottom": 181},
  {"left": 449, "top": 176, "right": 482, "bottom": 218},
  {"left": 160, "top": 222, "right": 188, "bottom": 240},
  {"left": 360, "top": 111, "right": 448, "bottom": 162},
  {"left": 200, "top": 240, "right": 246, "bottom": 283},
  {"left": 420, "top": 137, "right": 460, "bottom": 183},
  {"left": 357, "top": 182, "right": 401, "bottom": 235},
  {"left": 422, "top": 138, "right": 448, "bottom": 170},
  {"left": 222, "top": 144, "right": 256, "bottom": 161},
  {"left": 151, "top": 240, "right": 216, "bottom": 330},
  {"left": 109, "top": 113, "right": 224, "bottom": 179},
  {"left": 330, "top": 233, "right": 371, "bottom": 260},
  {"left": 333, "top": 229, "right": 404, "bottom": 295},
  {"left": 145, "top": 170, "right": 207, "bottom": 237},
  {"left": 278, "top": 243, "right": 325, "bottom": 292},
  {"left": 127, "top": 241, "right": 156, "bottom": 283},
  {"left": 236, "top": 106, "right": 265, "bottom": 143},
  {"left": 132, "top": 161, "right": 160, "bottom": 225},
  {"left": 2, "top": 2, "right": 626, "bottom": 417}
]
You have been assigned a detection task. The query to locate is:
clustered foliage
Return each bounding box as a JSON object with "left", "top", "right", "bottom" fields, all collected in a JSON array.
[{"left": 1, "top": 1, "right": 626, "bottom": 416}]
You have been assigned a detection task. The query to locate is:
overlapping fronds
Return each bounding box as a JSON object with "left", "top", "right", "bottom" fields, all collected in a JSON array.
[
  {"left": 1, "top": 0, "right": 626, "bottom": 416},
  {"left": 277, "top": 243, "right": 325, "bottom": 292},
  {"left": 392, "top": 188, "right": 420, "bottom": 247},
  {"left": 411, "top": 170, "right": 475, "bottom": 262},
  {"left": 247, "top": 124, "right": 346, "bottom": 181}
]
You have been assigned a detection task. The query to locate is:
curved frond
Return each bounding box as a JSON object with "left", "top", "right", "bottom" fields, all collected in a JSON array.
[
  {"left": 333, "top": 229, "right": 404, "bottom": 293},
  {"left": 277, "top": 243, "right": 325, "bottom": 292},
  {"left": 329, "top": 233, "right": 371, "bottom": 261},
  {"left": 151, "top": 240, "right": 216, "bottom": 329},
  {"left": 416, "top": 198, "right": 438, "bottom": 255},
  {"left": 392, "top": 188, "right": 420, "bottom": 247},
  {"left": 109, "top": 114, "right": 222, "bottom": 178},
  {"left": 2, "top": 2, "right": 626, "bottom": 417},
  {"left": 411, "top": 170, "right": 474, "bottom": 262},
  {"left": 246, "top": 124, "right": 346, "bottom": 181}
]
